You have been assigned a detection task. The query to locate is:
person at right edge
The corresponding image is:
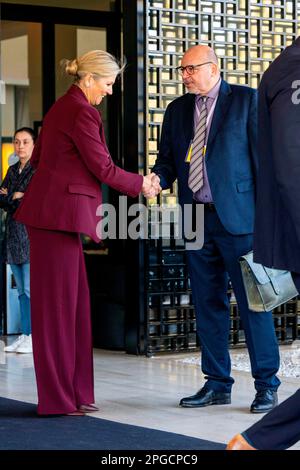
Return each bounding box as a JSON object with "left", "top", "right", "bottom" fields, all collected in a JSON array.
[
  {"left": 227, "top": 37, "right": 300, "bottom": 450},
  {"left": 14, "top": 50, "right": 159, "bottom": 416}
]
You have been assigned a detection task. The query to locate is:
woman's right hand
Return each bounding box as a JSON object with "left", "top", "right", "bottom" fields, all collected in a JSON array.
[{"left": 0, "top": 188, "right": 8, "bottom": 195}]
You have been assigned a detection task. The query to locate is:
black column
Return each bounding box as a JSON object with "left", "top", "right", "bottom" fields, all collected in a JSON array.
[{"left": 122, "top": 0, "right": 147, "bottom": 354}]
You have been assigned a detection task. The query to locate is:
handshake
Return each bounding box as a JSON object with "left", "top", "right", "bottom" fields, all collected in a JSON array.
[{"left": 142, "top": 173, "right": 162, "bottom": 199}]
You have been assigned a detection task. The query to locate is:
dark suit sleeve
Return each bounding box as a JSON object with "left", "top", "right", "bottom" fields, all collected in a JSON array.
[
  {"left": 0, "top": 167, "right": 21, "bottom": 213},
  {"left": 4, "top": 195, "right": 20, "bottom": 214},
  {"left": 152, "top": 104, "right": 177, "bottom": 189},
  {"left": 5, "top": 166, "right": 35, "bottom": 214},
  {"left": 0, "top": 168, "right": 12, "bottom": 210},
  {"left": 247, "top": 90, "right": 259, "bottom": 184},
  {"left": 71, "top": 106, "right": 143, "bottom": 197},
  {"left": 270, "top": 82, "right": 300, "bottom": 242},
  {"left": 0, "top": 170, "right": 10, "bottom": 190}
]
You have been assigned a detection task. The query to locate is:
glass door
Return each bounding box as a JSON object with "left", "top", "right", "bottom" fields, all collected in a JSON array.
[
  {"left": 0, "top": 4, "right": 121, "bottom": 341},
  {"left": 1, "top": 21, "right": 42, "bottom": 168}
]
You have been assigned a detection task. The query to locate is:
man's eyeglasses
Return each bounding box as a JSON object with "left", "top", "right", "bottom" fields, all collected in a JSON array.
[{"left": 176, "top": 62, "right": 213, "bottom": 75}]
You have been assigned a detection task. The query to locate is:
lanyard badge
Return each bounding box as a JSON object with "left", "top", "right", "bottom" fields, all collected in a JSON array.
[{"left": 185, "top": 143, "right": 206, "bottom": 163}]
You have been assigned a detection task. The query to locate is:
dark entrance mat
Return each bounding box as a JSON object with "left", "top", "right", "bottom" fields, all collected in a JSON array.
[{"left": 0, "top": 396, "right": 225, "bottom": 450}]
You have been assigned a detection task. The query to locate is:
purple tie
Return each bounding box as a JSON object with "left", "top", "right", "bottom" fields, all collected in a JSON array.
[{"left": 188, "top": 96, "right": 208, "bottom": 193}]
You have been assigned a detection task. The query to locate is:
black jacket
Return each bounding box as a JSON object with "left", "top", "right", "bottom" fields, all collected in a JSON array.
[
  {"left": 0, "top": 161, "right": 34, "bottom": 264},
  {"left": 253, "top": 37, "right": 300, "bottom": 272}
]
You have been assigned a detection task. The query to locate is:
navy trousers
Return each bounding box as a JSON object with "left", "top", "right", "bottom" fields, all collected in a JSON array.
[{"left": 186, "top": 208, "right": 280, "bottom": 393}]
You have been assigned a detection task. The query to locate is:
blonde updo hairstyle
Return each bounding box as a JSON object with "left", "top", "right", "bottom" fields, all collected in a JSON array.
[{"left": 60, "top": 50, "right": 124, "bottom": 81}]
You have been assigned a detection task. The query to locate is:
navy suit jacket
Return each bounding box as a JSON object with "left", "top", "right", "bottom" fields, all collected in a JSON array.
[
  {"left": 153, "top": 79, "right": 258, "bottom": 235},
  {"left": 253, "top": 37, "right": 300, "bottom": 273}
]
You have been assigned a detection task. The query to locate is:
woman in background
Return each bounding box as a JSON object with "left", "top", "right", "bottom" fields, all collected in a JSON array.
[{"left": 0, "top": 127, "right": 35, "bottom": 354}]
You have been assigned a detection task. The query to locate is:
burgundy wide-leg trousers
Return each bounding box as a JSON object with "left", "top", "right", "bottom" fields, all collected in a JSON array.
[{"left": 27, "top": 226, "right": 95, "bottom": 415}]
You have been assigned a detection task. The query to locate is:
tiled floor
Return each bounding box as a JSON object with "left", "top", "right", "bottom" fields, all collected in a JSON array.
[{"left": 0, "top": 337, "right": 299, "bottom": 449}]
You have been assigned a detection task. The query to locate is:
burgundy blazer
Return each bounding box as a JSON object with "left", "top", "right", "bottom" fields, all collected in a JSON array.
[{"left": 15, "top": 85, "right": 143, "bottom": 241}]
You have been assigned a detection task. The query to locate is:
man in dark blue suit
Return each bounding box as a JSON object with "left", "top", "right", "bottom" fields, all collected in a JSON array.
[
  {"left": 227, "top": 37, "right": 300, "bottom": 450},
  {"left": 152, "top": 45, "right": 280, "bottom": 413}
]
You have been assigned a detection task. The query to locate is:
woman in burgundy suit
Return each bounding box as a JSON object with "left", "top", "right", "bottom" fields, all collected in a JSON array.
[{"left": 15, "top": 50, "right": 158, "bottom": 416}]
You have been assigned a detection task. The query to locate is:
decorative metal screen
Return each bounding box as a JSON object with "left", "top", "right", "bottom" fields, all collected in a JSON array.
[{"left": 144, "top": 0, "right": 300, "bottom": 355}]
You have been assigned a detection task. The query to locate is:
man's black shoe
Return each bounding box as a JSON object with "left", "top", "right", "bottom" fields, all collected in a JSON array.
[
  {"left": 250, "top": 390, "right": 278, "bottom": 413},
  {"left": 179, "top": 387, "right": 231, "bottom": 408}
]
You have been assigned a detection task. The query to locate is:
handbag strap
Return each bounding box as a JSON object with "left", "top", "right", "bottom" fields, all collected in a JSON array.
[{"left": 240, "top": 252, "right": 287, "bottom": 294}]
